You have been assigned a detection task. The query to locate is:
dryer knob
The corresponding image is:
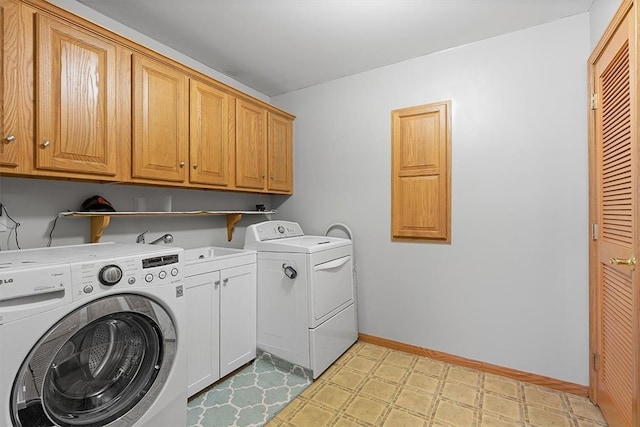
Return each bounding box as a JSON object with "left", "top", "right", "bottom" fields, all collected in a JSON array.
[{"left": 99, "top": 265, "right": 123, "bottom": 286}]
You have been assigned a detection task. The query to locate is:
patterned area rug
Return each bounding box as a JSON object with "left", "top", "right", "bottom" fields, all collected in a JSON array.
[{"left": 187, "top": 351, "right": 312, "bottom": 427}]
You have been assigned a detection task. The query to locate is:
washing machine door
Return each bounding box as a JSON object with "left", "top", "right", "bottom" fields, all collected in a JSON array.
[{"left": 10, "top": 294, "right": 177, "bottom": 427}]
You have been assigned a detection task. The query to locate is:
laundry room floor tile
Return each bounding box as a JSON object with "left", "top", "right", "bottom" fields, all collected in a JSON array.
[
  {"left": 271, "top": 341, "right": 608, "bottom": 426},
  {"left": 187, "top": 352, "right": 312, "bottom": 427}
]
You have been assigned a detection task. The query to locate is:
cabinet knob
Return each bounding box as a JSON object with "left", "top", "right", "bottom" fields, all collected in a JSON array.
[
  {"left": 214, "top": 280, "right": 220, "bottom": 287},
  {"left": 5, "top": 135, "right": 15, "bottom": 143},
  {"left": 223, "top": 278, "right": 229, "bottom": 285},
  {"left": 42, "top": 140, "right": 51, "bottom": 148},
  {"left": 179, "top": 162, "right": 185, "bottom": 168},
  {"left": 193, "top": 163, "right": 198, "bottom": 169}
]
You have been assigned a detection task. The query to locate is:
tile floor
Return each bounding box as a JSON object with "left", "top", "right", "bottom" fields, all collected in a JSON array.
[{"left": 270, "top": 341, "right": 608, "bottom": 427}]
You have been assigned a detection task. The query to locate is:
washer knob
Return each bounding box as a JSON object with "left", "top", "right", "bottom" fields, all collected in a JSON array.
[
  {"left": 277, "top": 226, "right": 285, "bottom": 234},
  {"left": 99, "top": 265, "right": 123, "bottom": 286}
]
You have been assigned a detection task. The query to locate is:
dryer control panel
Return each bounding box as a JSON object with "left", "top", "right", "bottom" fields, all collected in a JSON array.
[{"left": 245, "top": 220, "right": 304, "bottom": 245}]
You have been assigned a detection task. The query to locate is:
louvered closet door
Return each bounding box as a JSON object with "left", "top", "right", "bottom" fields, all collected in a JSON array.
[{"left": 592, "top": 3, "right": 637, "bottom": 426}]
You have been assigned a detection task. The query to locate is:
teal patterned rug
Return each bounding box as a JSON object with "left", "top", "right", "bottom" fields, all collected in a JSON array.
[{"left": 187, "top": 351, "right": 312, "bottom": 427}]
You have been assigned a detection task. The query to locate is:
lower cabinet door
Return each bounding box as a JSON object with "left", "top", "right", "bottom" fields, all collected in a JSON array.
[
  {"left": 186, "top": 271, "right": 220, "bottom": 396},
  {"left": 219, "top": 264, "right": 256, "bottom": 377}
]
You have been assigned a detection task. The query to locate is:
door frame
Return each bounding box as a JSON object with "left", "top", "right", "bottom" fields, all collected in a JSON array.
[{"left": 587, "top": 0, "right": 637, "bottom": 422}]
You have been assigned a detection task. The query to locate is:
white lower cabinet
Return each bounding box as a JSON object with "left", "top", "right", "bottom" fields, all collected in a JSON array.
[
  {"left": 219, "top": 264, "right": 257, "bottom": 377},
  {"left": 185, "top": 252, "right": 256, "bottom": 397}
]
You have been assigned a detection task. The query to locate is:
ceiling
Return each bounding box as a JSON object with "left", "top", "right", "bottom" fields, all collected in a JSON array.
[{"left": 75, "top": 0, "right": 594, "bottom": 97}]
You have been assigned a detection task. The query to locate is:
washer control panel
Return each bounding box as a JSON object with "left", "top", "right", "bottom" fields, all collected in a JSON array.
[{"left": 71, "top": 250, "right": 183, "bottom": 300}]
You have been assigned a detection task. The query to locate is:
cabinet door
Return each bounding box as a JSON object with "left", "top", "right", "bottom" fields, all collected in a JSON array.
[
  {"left": 267, "top": 112, "right": 293, "bottom": 193},
  {"left": 0, "top": 0, "right": 31, "bottom": 171},
  {"left": 190, "top": 80, "right": 231, "bottom": 187},
  {"left": 132, "top": 54, "right": 188, "bottom": 183},
  {"left": 36, "top": 14, "right": 117, "bottom": 176},
  {"left": 235, "top": 99, "right": 267, "bottom": 190},
  {"left": 220, "top": 264, "right": 256, "bottom": 377},
  {"left": 186, "top": 271, "right": 220, "bottom": 397}
]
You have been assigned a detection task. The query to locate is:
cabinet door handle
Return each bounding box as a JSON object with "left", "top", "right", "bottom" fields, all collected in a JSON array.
[
  {"left": 193, "top": 163, "right": 198, "bottom": 169},
  {"left": 5, "top": 135, "right": 15, "bottom": 143},
  {"left": 179, "top": 162, "right": 185, "bottom": 168},
  {"left": 42, "top": 140, "right": 51, "bottom": 148},
  {"left": 223, "top": 278, "right": 229, "bottom": 285},
  {"left": 214, "top": 280, "right": 220, "bottom": 287}
]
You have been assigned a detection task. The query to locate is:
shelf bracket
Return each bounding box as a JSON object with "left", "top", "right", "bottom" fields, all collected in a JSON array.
[
  {"left": 226, "top": 213, "right": 242, "bottom": 242},
  {"left": 90, "top": 216, "right": 111, "bottom": 243}
]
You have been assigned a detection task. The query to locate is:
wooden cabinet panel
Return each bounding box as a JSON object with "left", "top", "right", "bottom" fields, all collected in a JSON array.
[
  {"left": 0, "top": 0, "right": 32, "bottom": 171},
  {"left": 190, "top": 80, "right": 231, "bottom": 187},
  {"left": 235, "top": 98, "right": 267, "bottom": 190},
  {"left": 132, "top": 54, "right": 188, "bottom": 183},
  {"left": 267, "top": 112, "right": 293, "bottom": 193},
  {"left": 391, "top": 101, "right": 451, "bottom": 242},
  {"left": 36, "top": 14, "right": 118, "bottom": 176}
]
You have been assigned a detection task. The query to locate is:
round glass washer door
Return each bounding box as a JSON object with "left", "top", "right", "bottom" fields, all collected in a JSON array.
[{"left": 11, "top": 294, "right": 178, "bottom": 427}]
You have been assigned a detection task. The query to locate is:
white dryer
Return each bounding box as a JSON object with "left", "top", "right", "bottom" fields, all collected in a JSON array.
[
  {"left": 245, "top": 220, "right": 357, "bottom": 379},
  {"left": 0, "top": 243, "right": 186, "bottom": 427}
]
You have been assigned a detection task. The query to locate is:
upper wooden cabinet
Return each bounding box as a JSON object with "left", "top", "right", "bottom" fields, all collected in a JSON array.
[
  {"left": 189, "top": 80, "right": 232, "bottom": 188},
  {"left": 267, "top": 112, "right": 293, "bottom": 193},
  {"left": 236, "top": 99, "right": 293, "bottom": 194},
  {"left": 1, "top": 0, "right": 294, "bottom": 193},
  {"left": 132, "top": 54, "right": 189, "bottom": 183},
  {"left": 235, "top": 98, "right": 267, "bottom": 191},
  {"left": 35, "top": 13, "right": 120, "bottom": 177},
  {"left": 0, "top": 0, "right": 32, "bottom": 173}
]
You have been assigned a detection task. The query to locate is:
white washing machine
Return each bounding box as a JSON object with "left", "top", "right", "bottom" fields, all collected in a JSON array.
[
  {"left": 245, "top": 220, "right": 357, "bottom": 379},
  {"left": 0, "top": 242, "right": 186, "bottom": 427}
]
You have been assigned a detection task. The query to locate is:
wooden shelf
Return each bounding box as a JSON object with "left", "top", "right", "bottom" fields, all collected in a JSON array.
[{"left": 58, "top": 210, "right": 276, "bottom": 243}]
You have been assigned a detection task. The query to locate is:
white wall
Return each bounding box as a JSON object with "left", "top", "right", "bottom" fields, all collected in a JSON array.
[
  {"left": 0, "top": 177, "right": 272, "bottom": 250},
  {"left": 272, "top": 14, "right": 590, "bottom": 385},
  {"left": 590, "top": 0, "right": 623, "bottom": 49}
]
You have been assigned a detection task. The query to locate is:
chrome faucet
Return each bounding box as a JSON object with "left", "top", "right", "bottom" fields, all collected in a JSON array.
[
  {"left": 150, "top": 233, "right": 174, "bottom": 245},
  {"left": 136, "top": 231, "right": 174, "bottom": 245},
  {"left": 136, "top": 231, "right": 148, "bottom": 244}
]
